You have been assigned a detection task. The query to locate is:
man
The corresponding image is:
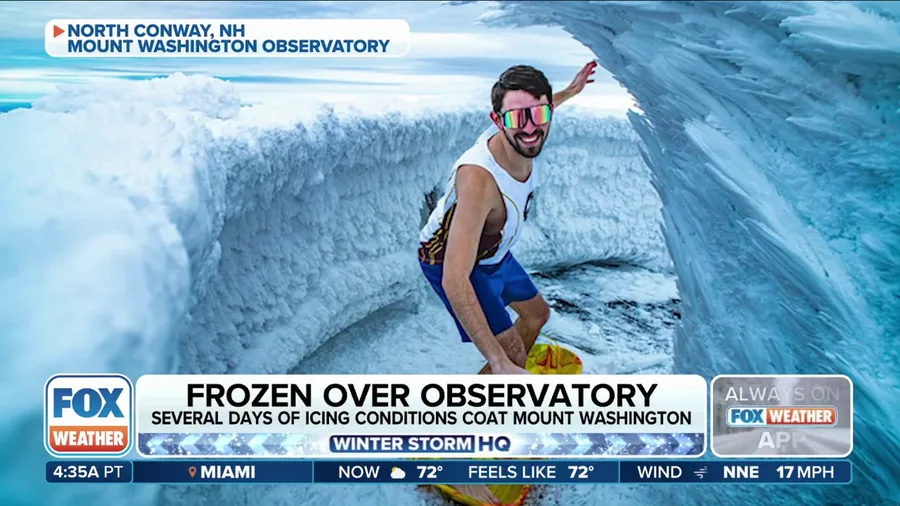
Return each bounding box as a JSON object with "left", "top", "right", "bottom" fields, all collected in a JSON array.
[{"left": 419, "top": 62, "right": 597, "bottom": 375}]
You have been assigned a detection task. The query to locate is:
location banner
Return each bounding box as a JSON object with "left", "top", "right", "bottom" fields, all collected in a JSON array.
[
  {"left": 135, "top": 374, "right": 708, "bottom": 458},
  {"left": 46, "top": 459, "right": 852, "bottom": 485},
  {"left": 45, "top": 19, "right": 410, "bottom": 58}
]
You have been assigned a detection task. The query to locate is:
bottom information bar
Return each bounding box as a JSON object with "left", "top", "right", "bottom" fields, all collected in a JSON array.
[{"left": 46, "top": 460, "right": 852, "bottom": 485}]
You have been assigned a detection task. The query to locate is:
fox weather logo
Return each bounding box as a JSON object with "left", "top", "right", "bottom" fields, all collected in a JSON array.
[
  {"left": 726, "top": 406, "right": 837, "bottom": 427},
  {"left": 44, "top": 374, "right": 134, "bottom": 457}
]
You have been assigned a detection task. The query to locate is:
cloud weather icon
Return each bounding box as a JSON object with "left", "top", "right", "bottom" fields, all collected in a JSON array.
[{"left": 390, "top": 467, "right": 406, "bottom": 479}]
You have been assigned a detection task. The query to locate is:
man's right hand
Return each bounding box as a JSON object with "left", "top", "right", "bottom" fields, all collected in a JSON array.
[{"left": 491, "top": 359, "right": 531, "bottom": 375}]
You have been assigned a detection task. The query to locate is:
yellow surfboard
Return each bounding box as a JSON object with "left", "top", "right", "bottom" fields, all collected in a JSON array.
[
  {"left": 432, "top": 340, "right": 583, "bottom": 506},
  {"left": 526, "top": 342, "right": 583, "bottom": 375}
]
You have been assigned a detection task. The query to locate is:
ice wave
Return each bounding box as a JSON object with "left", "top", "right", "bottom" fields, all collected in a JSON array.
[
  {"left": 0, "top": 74, "right": 660, "bottom": 505},
  {"left": 177, "top": 86, "right": 663, "bottom": 377},
  {"left": 475, "top": 0, "right": 900, "bottom": 503}
]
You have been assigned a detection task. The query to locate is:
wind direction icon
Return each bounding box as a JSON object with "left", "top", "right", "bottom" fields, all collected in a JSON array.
[{"left": 693, "top": 466, "right": 708, "bottom": 479}]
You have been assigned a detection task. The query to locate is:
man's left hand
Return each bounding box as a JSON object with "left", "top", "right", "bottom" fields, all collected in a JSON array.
[
  {"left": 554, "top": 61, "right": 598, "bottom": 107},
  {"left": 566, "top": 61, "right": 598, "bottom": 96}
]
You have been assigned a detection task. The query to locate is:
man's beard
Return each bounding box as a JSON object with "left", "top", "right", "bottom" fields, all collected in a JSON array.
[{"left": 504, "top": 129, "right": 547, "bottom": 158}]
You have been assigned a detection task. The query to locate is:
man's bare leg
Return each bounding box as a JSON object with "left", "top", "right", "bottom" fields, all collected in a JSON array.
[
  {"left": 478, "top": 295, "right": 550, "bottom": 374},
  {"left": 466, "top": 298, "right": 550, "bottom": 499},
  {"left": 469, "top": 333, "right": 522, "bottom": 500},
  {"left": 478, "top": 326, "right": 525, "bottom": 374},
  {"left": 510, "top": 293, "right": 551, "bottom": 351}
]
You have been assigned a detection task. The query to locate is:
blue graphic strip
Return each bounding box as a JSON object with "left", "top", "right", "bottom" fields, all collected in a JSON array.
[{"left": 137, "top": 432, "right": 706, "bottom": 457}]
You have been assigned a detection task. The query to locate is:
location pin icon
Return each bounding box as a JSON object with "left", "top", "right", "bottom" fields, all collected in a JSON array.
[{"left": 188, "top": 466, "right": 197, "bottom": 478}]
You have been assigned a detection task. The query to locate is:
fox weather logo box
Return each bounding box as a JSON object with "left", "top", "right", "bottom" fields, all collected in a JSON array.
[
  {"left": 726, "top": 406, "right": 837, "bottom": 427},
  {"left": 44, "top": 374, "right": 134, "bottom": 457}
]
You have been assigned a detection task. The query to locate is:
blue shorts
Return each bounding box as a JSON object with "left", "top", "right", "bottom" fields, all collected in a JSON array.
[{"left": 420, "top": 252, "right": 539, "bottom": 343}]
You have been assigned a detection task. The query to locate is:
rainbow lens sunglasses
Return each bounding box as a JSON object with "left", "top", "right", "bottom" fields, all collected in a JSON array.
[{"left": 499, "top": 104, "right": 553, "bottom": 129}]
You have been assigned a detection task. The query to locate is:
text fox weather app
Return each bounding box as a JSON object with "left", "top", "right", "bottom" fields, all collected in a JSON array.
[{"left": 44, "top": 374, "right": 134, "bottom": 457}]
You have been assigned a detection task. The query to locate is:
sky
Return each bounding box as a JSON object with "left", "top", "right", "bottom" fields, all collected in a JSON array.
[{"left": 0, "top": 1, "right": 634, "bottom": 115}]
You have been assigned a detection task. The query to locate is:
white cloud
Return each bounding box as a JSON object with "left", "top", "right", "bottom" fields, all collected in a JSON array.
[{"left": 0, "top": 64, "right": 631, "bottom": 117}]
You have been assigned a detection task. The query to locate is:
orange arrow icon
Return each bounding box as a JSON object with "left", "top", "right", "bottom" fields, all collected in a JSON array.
[{"left": 53, "top": 25, "right": 64, "bottom": 38}]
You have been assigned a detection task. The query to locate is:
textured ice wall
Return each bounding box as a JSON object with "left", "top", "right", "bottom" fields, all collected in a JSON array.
[
  {"left": 180, "top": 104, "right": 662, "bottom": 377},
  {"left": 475, "top": 0, "right": 900, "bottom": 503},
  {"left": 0, "top": 74, "right": 660, "bottom": 505},
  {"left": 0, "top": 75, "right": 211, "bottom": 506},
  {"left": 180, "top": 103, "right": 665, "bottom": 376}
]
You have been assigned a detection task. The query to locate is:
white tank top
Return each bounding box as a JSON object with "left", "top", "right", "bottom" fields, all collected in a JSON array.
[{"left": 419, "top": 126, "right": 536, "bottom": 266}]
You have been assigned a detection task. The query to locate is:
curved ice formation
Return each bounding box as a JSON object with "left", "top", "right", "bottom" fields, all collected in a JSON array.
[
  {"left": 179, "top": 92, "right": 662, "bottom": 376},
  {"left": 0, "top": 74, "right": 660, "bottom": 505},
  {"left": 475, "top": 0, "right": 900, "bottom": 503}
]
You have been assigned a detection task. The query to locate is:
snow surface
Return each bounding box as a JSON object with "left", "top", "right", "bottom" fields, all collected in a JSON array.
[
  {"left": 473, "top": 0, "right": 900, "bottom": 503},
  {"left": 0, "top": 74, "right": 662, "bottom": 505}
]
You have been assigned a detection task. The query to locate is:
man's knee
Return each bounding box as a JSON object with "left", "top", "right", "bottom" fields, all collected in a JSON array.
[{"left": 525, "top": 297, "right": 550, "bottom": 328}]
